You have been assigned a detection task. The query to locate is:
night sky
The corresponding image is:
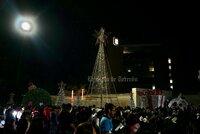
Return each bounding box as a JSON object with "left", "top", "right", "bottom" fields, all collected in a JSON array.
[{"left": 0, "top": 0, "right": 199, "bottom": 102}]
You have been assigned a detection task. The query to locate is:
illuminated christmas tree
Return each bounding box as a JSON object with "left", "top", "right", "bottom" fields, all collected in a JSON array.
[
  {"left": 55, "top": 81, "right": 67, "bottom": 106},
  {"left": 85, "top": 27, "right": 119, "bottom": 107}
]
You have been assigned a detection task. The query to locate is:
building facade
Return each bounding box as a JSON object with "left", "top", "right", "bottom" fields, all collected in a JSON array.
[{"left": 108, "top": 42, "right": 199, "bottom": 95}]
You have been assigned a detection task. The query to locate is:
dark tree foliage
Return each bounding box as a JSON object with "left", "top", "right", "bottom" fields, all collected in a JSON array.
[{"left": 22, "top": 88, "right": 52, "bottom": 108}]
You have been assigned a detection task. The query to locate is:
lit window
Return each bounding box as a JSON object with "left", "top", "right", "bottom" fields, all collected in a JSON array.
[
  {"left": 168, "top": 65, "right": 172, "bottom": 70},
  {"left": 123, "top": 50, "right": 132, "bottom": 54},
  {"left": 168, "top": 58, "right": 171, "bottom": 64},
  {"left": 149, "top": 66, "right": 154, "bottom": 72},
  {"left": 152, "top": 85, "right": 155, "bottom": 90},
  {"left": 170, "top": 79, "right": 173, "bottom": 84},
  {"left": 170, "top": 85, "right": 173, "bottom": 90},
  {"left": 127, "top": 69, "right": 131, "bottom": 72}
]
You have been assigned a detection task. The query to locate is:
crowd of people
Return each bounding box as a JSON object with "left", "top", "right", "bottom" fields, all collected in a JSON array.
[{"left": 0, "top": 99, "right": 200, "bottom": 134}]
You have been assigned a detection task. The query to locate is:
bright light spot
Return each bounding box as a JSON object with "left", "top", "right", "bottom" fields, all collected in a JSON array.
[
  {"left": 149, "top": 66, "right": 154, "bottom": 72},
  {"left": 168, "top": 58, "right": 171, "bottom": 64},
  {"left": 0, "top": 120, "right": 5, "bottom": 126},
  {"left": 14, "top": 15, "right": 37, "bottom": 36},
  {"left": 127, "top": 69, "right": 131, "bottom": 72},
  {"left": 168, "top": 65, "right": 172, "bottom": 70},
  {"left": 152, "top": 85, "right": 155, "bottom": 90},
  {"left": 123, "top": 50, "right": 132, "bottom": 54},
  {"left": 12, "top": 110, "right": 17, "bottom": 117},
  {"left": 170, "top": 85, "right": 173, "bottom": 89},
  {"left": 113, "top": 37, "right": 119, "bottom": 46},
  {"left": 20, "top": 21, "right": 32, "bottom": 32},
  {"left": 170, "top": 79, "right": 173, "bottom": 84},
  {"left": 16, "top": 110, "right": 23, "bottom": 119}
]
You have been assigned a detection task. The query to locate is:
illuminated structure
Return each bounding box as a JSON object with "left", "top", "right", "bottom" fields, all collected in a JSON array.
[
  {"left": 85, "top": 27, "right": 119, "bottom": 107},
  {"left": 55, "top": 81, "right": 67, "bottom": 106},
  {"left": 121, "top": 44, "right": 164, "bottom": 91}
]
